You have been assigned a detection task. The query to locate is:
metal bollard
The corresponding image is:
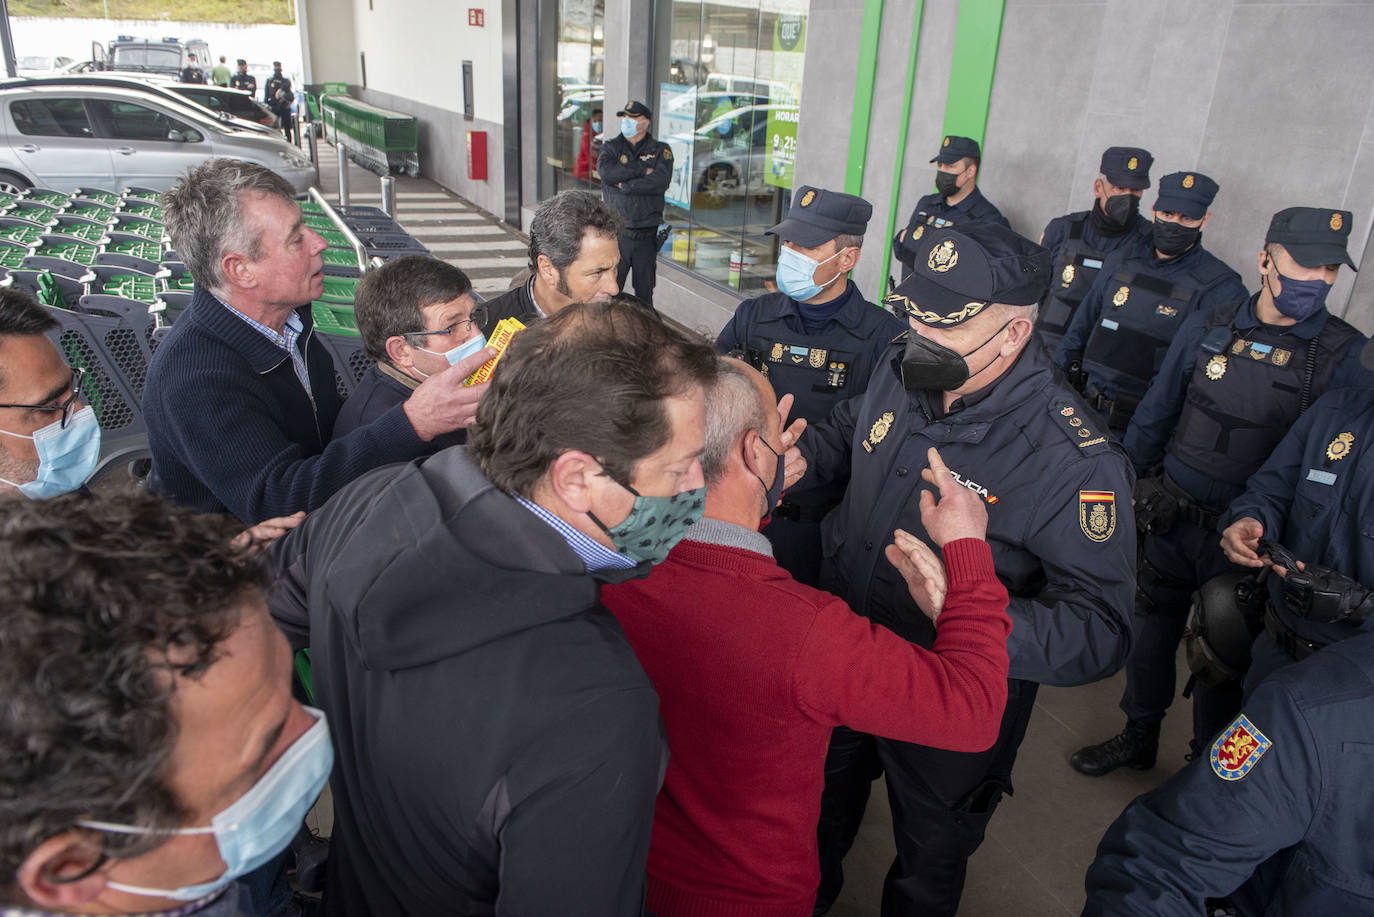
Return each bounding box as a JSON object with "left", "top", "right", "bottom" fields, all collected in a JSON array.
[
  {"left": 336, "top": 143, "right": 350, "bottom": 208},
  {"left": 380, "top": 175, "right": 395, "bottom": 220}
]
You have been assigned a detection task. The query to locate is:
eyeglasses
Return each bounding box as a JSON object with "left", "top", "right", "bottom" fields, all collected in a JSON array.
[
  {"left": 0, "top": 367, "right": 86, "bottom": 429},
  {"left": 405, "top": 305, "right": 489, "bottom": 341}
]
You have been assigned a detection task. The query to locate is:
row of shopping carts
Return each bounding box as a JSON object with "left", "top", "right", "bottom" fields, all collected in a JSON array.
[{"left": 0, "top": 184, "right": 433, "bottom": 487}]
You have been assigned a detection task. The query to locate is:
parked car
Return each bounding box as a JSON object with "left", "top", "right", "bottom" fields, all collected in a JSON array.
[
  {"left": 169, "top": 84, "right": 278, "bottom": 129},
  {"left": 17, "top": 56, "right": 75, "bottom": 77},
  {"left": 1, "top": 74, "right": 276, "bottom": 135},
  {"left": 0, "top": 83, "right": 315, "bottom": 193},
  {"left": 671, "top": 103, "right": 791, "bottom": 206},
  {"left": 97, "top": 36, "right": 211, "bottom": 79}
]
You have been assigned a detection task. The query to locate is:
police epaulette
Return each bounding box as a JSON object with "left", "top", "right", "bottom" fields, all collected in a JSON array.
[{"left": 1051, "top": 400, "right": 1108, "bottom": 449}]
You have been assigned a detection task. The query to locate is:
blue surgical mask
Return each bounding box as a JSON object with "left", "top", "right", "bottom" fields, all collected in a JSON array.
[
  {"left": 591, "top": 120, "right": 602, "bottom": 133},
  {"left": 0, "top": 405, "right": 101, "bottom": 499},
  {"left": 620, "top": 116, "right": 639, "bottom": 139},
  {"left": 420, "top": 331, "right": 487, "bottom": 367},
  {"left": 1266, "top": 261, "right": 1331, "bottom": 321},
  {"left": 589, "top": 473, "right": 705, "bottom": 565},
  {"left": 79, "top": 707, "right": 333, "bottom": 902},
  {"left": 776, "top": 246, "right": 847, "bottom": 302}
]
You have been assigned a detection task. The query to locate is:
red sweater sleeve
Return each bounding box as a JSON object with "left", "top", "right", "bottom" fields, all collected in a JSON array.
[{"left": 792, "top": 537, "right": 1011, "bottom": 752}]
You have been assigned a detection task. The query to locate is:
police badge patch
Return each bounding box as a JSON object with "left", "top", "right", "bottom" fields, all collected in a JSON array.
[
  {"left": 1061, "top": 264, "right": 1075, "bottom": 287},
  {"left": 1078, "top": 491, "right": 1116, "bottom": 542},
  {"left": 808, "top": 348, "right": 827, "bottom": 368},
  {"left": 1112, "top": 286, "right": 1129, "bottom": 308},
  {"left": 928, "top": 240, "right": 958, "bottom": 273},
  {"left": 862, "top": 411, "right": 895, "bottom": 454},
  {"left": 1326, "top": 431, "right": 1354, "bottom": 462},
  {"left": 1211, "top": 714, "right": 1271, "bottom": 781},
  {"left": 1205, "top": 355, "right": 1227, "bottom": 380}
]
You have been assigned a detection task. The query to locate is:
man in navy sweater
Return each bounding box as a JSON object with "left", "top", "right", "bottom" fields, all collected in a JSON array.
[{"left": 146, "top": 158, "right": 489, "bottom": 523}]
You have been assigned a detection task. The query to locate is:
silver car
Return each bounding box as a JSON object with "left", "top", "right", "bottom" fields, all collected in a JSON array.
[{"left": 0, "top": 83, "right": 315, "bottom": 193}]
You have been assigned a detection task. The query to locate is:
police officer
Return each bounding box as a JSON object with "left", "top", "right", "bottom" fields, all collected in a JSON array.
[
  {"left": 716, "top": 186, "right": 904, "bottom": 586},
  {"left": 597, "top": 100, "right": 671, "bottom": 308},
  {"left": 1071, "top": 206, "right": 1369, "bottom": 777},
  {"left": 803, "top": 223, "right": 1136, "bottom": 916},
  {"left": 264, "top": 61, "right": 294, "bottom": 141},
  {"left": 1036, "top": 146, "right": 1154, "bottom": 352},
  {"left": 179, "top": 54, "right": 206, "bottom": 84},
  {"left": 229, "top": 58, "right": 256, "bottom": 95},
  {"left": 891, "top": 135, "right": 1009, "bottom": 282},
  {"left": 1083, "top": 626, "right": 1374, "bottom": 917},
  {"left": 1220, "top": 345, "right": 1374, "bottom": 689},
  {"left": 1055, "top": 171, "right": 1247, "bottom": 432}
]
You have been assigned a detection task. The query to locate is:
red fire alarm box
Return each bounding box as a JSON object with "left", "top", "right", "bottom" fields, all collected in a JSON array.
[
  {"left": 467, "top": 130, "right": 487, "bottom": 180},
  {"left": 467, "top": 8, "right": 484, "bottom": 26}
]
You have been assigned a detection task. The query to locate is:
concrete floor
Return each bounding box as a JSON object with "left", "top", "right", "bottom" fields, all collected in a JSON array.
[{"left": 827, "top": 664, "right": 1195, "bottom": 916}]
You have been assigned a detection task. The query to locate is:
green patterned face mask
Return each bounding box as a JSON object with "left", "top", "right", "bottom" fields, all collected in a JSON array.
[{"left": 589, "top": 471, "right": 706, "bottom": 565}]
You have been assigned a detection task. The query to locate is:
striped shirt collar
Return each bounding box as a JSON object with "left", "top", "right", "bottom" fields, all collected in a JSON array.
[
  {"left": 514, "top": 494, "right": 637, "bottom": 571},
  {"left": 215, "top": 295, "right": 312, "bottom": 393}
]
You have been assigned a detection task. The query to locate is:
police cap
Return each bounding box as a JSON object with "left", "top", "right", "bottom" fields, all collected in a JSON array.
[
  {"left": 236, "top": 58, "right": 247, "bottom": 66},
  {"left": 616, "top": 100, "right": 652, "bottom": 119},
  {"left": 1266, "top": 206, "right": 1357, "bottom": 270},
  {"left": 884, "top": 223, "right": 1051, "bottom": 326},
  {"left": 930, "top": 135, "right": 981, "bottom": 165},
  {"left": 767, "top": 186, "right": 872, "bottom": 249},
  {"left": 1100, "top": 146, "right": 1153, "bottom": 190},
  {"left": 1153, "top": 171, "right": 1219, "bottom": 219}
]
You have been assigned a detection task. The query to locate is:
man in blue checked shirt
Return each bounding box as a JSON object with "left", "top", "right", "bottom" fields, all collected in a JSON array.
[{"left": 267, "top": 300, "right": 772, "bottom": 916}]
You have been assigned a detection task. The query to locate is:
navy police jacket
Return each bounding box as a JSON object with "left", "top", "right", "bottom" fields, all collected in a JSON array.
[
  {"left": 1054, "top": 241, "right": 1247, "bottom": 402},
  {"left": 1083, "top": 628, "right": 1374, "bottom": 917},
  {"left": 717, "top": 281, "right": 905, "bottom": 506},
  {"left": 799, "top": 339, "right": 1136, "bottom": 686},
  {"left": 892, "top": 188, "right": 1009, "bottom": 277},
  {"left": 1126, "top": 295, "right": 1372, "bottom": 510},
  {"left": 1036, "top": 210, "right": 1152, "bottom": 350},
  {"left": 598, "top": 133, "right": 672, "bottom": 229},
  {"left": 1222, "top": 386, "right": 1374, "bottom": 658}
]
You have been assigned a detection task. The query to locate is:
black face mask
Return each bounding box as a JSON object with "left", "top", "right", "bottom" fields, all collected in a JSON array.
[
  {"left": 750, "top": 434, "right": 786, "bottom": 518},
  {"left": 934, "top": 169, "right": 961, "bottom": 199},
  {"left": 900, "top": 318, "right": 1014, "bottom": 393},
  {"left": 1152, "top": 218, "right": 1201, "bottom": 257},
  {"left": 1090, "top": 193, "right": 1139, "bottom": 236}
]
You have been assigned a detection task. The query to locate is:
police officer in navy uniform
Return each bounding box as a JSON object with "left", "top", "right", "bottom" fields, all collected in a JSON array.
[
  {"left": 229, "top": 58, "right": 256, "bottom": 95},
  {"left": 179, "top": 55, "right": 206, "bottom": 84},
  {"left": 1219, "top": 339, "right": 1374, "bottom": 689},
  {"left": 597, "top": 100, "right": 671, "bottom": 308},
  {"left": 264, "top": 61, "right": 294, "bottom": 141},
  {"left": 1055, "top": 171, "right": 1247, "bottom": 432},
  {"left": 717, "top": 186, "right": 904, "bottom": 586},
  {"left": 802, "top": 223, "right": 1136, "bottom": 916},
  {"left": 1071, "top": 206, "right": 1370, "bottom": 778},
  {"left": 1036, "top": 146, "right": 1154, "bottom": 353},
  {"left": 1083, "top": 622, "right": 1374, "bottom": 917},
  {"left": 891, "top": 135, "right": 1009, "bottom": 282}
]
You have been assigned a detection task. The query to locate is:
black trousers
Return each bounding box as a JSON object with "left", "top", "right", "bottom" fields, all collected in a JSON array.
[
  {"left": 817, "top": 678, "right": 1040, "bottom": 917},
  {"left": 617, "top": 232, "right": 659, "bottom": 306},
  {"left": 1121, "top": 519, "right": 1244, "bottom": 752}
]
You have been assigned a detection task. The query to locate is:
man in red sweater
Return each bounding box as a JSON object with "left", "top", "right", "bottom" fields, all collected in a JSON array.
[{"left": 602, "top": 359, "right": 1012, "bottom": 917}]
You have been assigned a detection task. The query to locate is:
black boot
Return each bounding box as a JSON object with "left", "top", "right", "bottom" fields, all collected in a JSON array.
[{"left": 1069, "top": 719, "right": 1160, "bottom": 777}]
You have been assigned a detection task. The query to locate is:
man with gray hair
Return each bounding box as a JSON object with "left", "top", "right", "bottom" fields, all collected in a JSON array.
[
  {"left": 601, "top": 357, "right": 1012, "bottom": 917},
  {"left": 145, "top": 158, "right": 490, "bottom": 523},
  {"left": 480, "top": 189, "right": 624, "bottom": 336}
]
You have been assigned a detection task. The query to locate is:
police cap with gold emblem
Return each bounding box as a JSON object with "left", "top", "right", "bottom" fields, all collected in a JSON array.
[
  {"left": 930, "top": 135, "right": 981, "bottom": 165},
  {"left": 767, "top": 186, "right": 873, "bottom": 248},
  {"left": 1099, "top": 146, "right": 1153, "bottom": 190},
  {"left": 885, "top": 223, "right": 1051, "bottom": 326},
  {"left": 1266, "top": 206, "right": 1358, "bottom": 270},
  {"left": 1153, "top": 171, "right": 1219, "bottom": 219},
  {"left": 616, "top": 99, "right": 652, "bottom": 119}
]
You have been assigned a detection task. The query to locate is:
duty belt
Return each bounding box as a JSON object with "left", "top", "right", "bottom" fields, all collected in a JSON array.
[
  {"left": 623, "top": 226, "right": 658, "bottom": 240},
  {"left": 1264, "top": 604, "right": 1325, "bottom": 662},
  {"left": 772, "top": 501, "right": 837, "bottom": 523},
  {"left": 1086, "top": 386, "right": 1141, "bottom": 430},
  {"left": 1161, "top": 472, "right": 1223, "bottom": 531}
]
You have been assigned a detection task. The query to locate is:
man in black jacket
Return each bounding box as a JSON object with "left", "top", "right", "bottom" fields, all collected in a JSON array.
[
  {"left": 480, "top": 190, "right": 623, "bottom": 336},
  {"left": 598, "top": 100, "right": 671, "bottom": 307},
  {"left": 269, "top": 299, "right": 719, "bottom": 916}
]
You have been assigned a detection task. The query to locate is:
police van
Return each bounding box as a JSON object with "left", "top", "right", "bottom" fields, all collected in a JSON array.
[{"left": 92, "top": 37, "right": 212, "bottom": 79}]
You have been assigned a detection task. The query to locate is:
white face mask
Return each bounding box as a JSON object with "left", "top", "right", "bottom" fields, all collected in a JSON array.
[
  {"left": 413, "top": 332, "right": 488, "bottom": 379},
  {"left": 0, "top": 405, "right": 101, "bottom": 499},
  {"left": 79, "top": 708, "right": 333, "bottom": 902}
]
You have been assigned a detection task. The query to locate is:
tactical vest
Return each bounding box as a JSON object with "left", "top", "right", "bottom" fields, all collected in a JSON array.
[
  {"left": 1039, "top": 216, "right": 1110, "bottom": 346},
  {"left": 1082, "top": 257, "right": 1234, "bottom": 398},
  {"left": 1170, "top": 301, "right": 1362, "bottom": 487}
]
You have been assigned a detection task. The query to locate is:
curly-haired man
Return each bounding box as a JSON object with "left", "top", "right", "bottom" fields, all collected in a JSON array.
[{"left": 0, "top": 491, "right": 330, "bottom": 916}]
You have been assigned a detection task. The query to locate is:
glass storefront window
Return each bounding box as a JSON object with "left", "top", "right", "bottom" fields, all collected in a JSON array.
[
  {"left": 653, "top": 0, "right": 807, "bottom": 294},
  {"left": 546, "top": 0, "right": 605, "bottom": 194}
]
